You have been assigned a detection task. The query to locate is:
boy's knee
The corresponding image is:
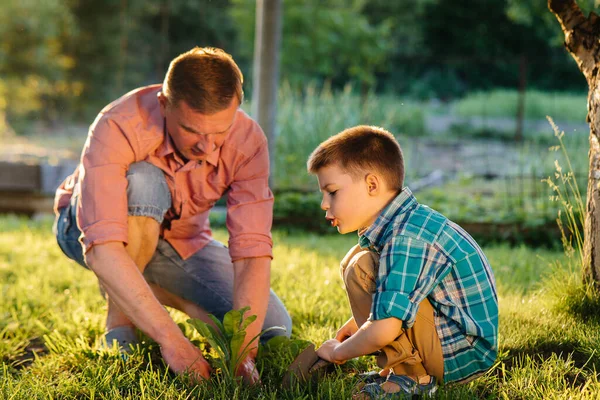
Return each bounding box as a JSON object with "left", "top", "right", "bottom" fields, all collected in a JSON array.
[
  {"left": 343, "top": 250, "right": 378, "bottom": 292},
  {"left": 126, "top": 162, "right": 171, "bottom": 223},
  {"left": 340, "top": 244, "right": 363, "bottom": 275}
]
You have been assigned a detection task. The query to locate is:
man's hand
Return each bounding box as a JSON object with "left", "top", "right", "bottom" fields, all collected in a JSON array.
[
  {"left": 316, "top": 339, "right": 346, "bottom": 364},
  {"left": 236, "top": 356, "right": 260, "bottom": 385},
  {"left": 335, "top": 317, "right": 359, "bottom": 342},
  {"left": 160, "top": 337, "right": 212, "bottom": 383}
]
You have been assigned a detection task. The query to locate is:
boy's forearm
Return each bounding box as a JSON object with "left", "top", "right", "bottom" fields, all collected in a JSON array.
[{"left": 332, "top": 318, "right": 403, "bottom": 362}]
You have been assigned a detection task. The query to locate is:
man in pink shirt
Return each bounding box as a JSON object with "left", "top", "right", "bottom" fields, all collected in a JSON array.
[{"left": 53, "top": 47, "right": 291, "bottom": 383}]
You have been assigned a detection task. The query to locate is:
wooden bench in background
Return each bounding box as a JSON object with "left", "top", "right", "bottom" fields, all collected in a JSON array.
[{"left": 0, "top": 161, "right": 77, "bottom": 216}]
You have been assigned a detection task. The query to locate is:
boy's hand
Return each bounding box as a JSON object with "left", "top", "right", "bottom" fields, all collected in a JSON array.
[
  {"left": 316, "top": 339, "right": 346, "bottom": 364},
  {"left": 336, "top": 317, "right": 359, "bottom": 342}
]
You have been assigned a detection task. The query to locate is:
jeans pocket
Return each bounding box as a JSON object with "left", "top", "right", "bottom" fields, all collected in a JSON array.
[{"left": 56, "top": 206, "right": 87, "bottom": 267}]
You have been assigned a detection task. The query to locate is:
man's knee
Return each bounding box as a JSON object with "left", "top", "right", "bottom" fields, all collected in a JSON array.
[
  {"left": 126, "top": 162, "right": 171, "bottom": 223},
  {"left": 343, "top": 250, "right": 379, "bottom": 293}
]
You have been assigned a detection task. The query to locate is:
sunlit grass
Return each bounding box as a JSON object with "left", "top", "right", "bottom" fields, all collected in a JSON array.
[
  {"left": 454, "top": 89, "right": 588, "bottom": 122},
  {"left": 1, "top": 216, "right": 599, "bottom": 398}
]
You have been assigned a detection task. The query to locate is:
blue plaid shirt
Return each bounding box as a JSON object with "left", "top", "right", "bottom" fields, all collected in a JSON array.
[{"left": 359, "top": 188, "right": 498, "bottom": 383}]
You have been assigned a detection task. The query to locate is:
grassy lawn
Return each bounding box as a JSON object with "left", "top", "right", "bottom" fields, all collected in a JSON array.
[
  {"left": 453, "top": 90, "right": 588, "bottom": 123},
  {"left": 1, "top": 215, "right": 600, "bottom": 399}
]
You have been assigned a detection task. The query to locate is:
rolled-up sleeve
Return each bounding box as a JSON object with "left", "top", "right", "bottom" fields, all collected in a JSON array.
[
  {"left": 77, "top": 114, "right": 136, "bottom": 253},
  {"left": 371, "top": 237, "right": 450, "bottom": 328},
  {"left": 226, "top": 138, "right": 274, "bottom": 262}
]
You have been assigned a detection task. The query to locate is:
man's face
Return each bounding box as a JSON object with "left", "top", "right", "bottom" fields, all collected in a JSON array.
[
  {"left": 158, "top": 93, "right": 238, "bottom": 162},
  {"left": 316, "top": 163, "right": 377, "bottom": 234}
]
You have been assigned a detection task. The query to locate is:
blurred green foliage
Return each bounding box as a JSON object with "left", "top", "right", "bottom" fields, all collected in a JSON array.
[
  {"left": 0, "top": 0, "right": 593, "bottom": 134},
  {"left": 273, "top": 82, "right": 424, "bottom": 189},
  {"left": 454, "top": 90, "right": 588, "bottom": 122},
  {"left": 230, "top": 0, "right": 393, "bottom": 91}
]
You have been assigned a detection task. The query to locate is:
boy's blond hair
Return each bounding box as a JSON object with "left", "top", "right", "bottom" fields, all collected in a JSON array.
[{"left": 307, "top": 125, "right": 404, "bottom": 191}]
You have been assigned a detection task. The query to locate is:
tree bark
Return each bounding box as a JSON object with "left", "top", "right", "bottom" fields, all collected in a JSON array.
[
  {"left": 548, "top": 0, "right": 600, "bottom": 290},
  {"left": 252, "top": 0, "right": 283, "bottom": 189}
]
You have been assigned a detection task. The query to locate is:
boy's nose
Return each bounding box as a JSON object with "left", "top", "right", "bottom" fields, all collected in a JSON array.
[{"left": 320, "top": 198, "right": 329, "bottom": 211}]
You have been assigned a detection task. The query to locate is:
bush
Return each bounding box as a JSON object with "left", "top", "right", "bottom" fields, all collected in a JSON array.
[
  {"left": 209, "top": 191, "right": 332, "bottom": 234},
  {"left": 272, "top": 191, "right": 332, "bottom": 234}
]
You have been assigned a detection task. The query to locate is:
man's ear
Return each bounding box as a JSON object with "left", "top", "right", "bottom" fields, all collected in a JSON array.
[
  {"left": 365, "top": 173, "right": 380, "bottom": 196},
  {"left": 157, "top": 91, "right": 168, "bottom": 117}
]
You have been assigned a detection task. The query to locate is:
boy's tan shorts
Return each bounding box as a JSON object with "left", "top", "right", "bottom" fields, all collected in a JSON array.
[{"left": 340, "top": 244, "right": 445, "bottom": 381}]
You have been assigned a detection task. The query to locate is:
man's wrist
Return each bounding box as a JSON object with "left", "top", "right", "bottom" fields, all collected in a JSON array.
[{"left": 155, "top": 324, "right": 188, "bottom": 348}]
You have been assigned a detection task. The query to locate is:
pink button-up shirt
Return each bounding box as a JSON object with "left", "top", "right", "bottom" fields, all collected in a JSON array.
[{"left": 54, "top": 84, "right": 274, "bottom": 261}]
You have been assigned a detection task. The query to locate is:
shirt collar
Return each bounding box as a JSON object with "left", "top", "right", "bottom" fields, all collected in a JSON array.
[
  {"left": 205, "top": 147, "right": 221, "bottom": 167},
  {"left": 359, "top": 187, "right": 418, "bottom": 251}
]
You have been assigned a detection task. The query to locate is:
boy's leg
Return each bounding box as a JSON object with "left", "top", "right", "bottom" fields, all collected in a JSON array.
[
  {"left": 340, "top": 244, "right": 378, "bottom": 327},
  {"left": 341, "top": 245, "right": 443, "bottom": 382},
  {"left": 378, "top": 299, "right": 444, "bottom": 382}
]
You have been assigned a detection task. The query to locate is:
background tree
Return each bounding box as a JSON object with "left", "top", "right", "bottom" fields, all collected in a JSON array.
[
  {"left": 548, "top": 0, "right": 600, "bottom": 291},
  {"left": 0, "top": 0, "right": 79, "bottom": 130},
  {"left": 230, "top": 0, "right": 393, "bottom": 94}
]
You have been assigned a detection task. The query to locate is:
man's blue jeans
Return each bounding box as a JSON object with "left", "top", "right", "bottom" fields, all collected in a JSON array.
[{"left": 54, "top": 162, "right": 292, "bottom": 341}]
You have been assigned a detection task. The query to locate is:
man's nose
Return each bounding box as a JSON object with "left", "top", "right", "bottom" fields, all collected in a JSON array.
[{"left": 196, "top": 135, "right": 217, "bottom": 153}]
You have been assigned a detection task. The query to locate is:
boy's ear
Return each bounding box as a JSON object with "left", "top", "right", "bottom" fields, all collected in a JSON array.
[{"left": 365, "top": 173, "right": 380, "bottom": 196}]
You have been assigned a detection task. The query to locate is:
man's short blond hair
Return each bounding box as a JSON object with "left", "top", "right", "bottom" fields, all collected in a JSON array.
[
  {"left": 307, "top": 125, "right": 404, "bottom": 191},
  {"left": 162, "top": 47, "right": 244, "bottom": 114}
]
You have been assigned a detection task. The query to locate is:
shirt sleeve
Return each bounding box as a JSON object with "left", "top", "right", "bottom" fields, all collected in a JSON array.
[
  {"left": 77, "top": 114, "right": 136, "bottom": 253},
  {"left": 371, "top": 236, "right": 451, "bottom": 329},
  {"left": 225, "top": 137, "right": 274, "bottom": 262}
]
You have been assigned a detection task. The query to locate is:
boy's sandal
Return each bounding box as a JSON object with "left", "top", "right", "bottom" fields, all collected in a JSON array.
[
  {"left": 357, "top": 375, "right": 438, "bottom": 399},
  {"left": 353, "top": 371, "right": 387, "bottom": 393},
  {"left": 358, "top": 371, "right": 387, "bottom": 384}
]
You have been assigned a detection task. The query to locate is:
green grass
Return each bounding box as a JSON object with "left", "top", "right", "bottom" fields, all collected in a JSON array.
[
  {"left": 271, "top": 82, "right": 425, "bottom": 190},
  {"left": 2, "top": 215, "right": 600, "bottom": 398},
  {"left": 453, "top": 89, "right": 588, "bottom": 122}
]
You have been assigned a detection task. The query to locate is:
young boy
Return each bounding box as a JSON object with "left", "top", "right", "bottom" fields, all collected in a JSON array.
[{"left": 308, "top": 126, "right": 498, "bottom": 399}]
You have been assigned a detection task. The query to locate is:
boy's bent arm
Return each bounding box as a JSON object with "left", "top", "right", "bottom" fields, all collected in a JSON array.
[{"left": 318, "top": 317, "right": 403, "bottom": 363}]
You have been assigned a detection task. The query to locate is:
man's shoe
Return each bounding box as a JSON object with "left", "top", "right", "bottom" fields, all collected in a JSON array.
[{"left": 102, "top": 326, "right": 140, "bottom": 354}]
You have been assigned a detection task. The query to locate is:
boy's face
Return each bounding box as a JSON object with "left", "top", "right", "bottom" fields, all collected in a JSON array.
[{"left": 316, "top": 163, "right": 379, "bottom": 234}]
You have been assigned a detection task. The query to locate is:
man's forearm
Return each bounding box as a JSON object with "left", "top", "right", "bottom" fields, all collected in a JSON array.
[
  {"left": 86, "top": 242, "right": 185, "bottom": 345},
  {"left": 232, "top": 256, "right": 271, "bottom": 358}
]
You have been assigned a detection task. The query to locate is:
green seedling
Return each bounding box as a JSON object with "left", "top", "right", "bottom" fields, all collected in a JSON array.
[{"left": 188, "top": 306, "right": 285, "bottom": 381}]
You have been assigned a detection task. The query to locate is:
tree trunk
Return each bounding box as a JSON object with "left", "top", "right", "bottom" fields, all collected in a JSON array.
[
  {"left": 548, "top": 0, "right": 600, "bottom": 291},
  {"left": 252, "top": 0, "right": 283, "bottom": 189}
]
